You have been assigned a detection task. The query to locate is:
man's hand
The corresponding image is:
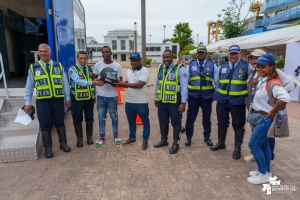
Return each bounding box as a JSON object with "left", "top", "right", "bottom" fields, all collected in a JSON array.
[
  {"left": 154, "top": 100, "right": 158, "bottom": 108},
  {"left": 264, "top": 113, "right": 275, "bottom": 120},
  {"left": 113, "top": 82, "right": 126, "bottom": 87},
  {"left": 211, "top": 99, "right": 214, "bottom": 103},
  {"left": 178, "top": 104, "right": 185, "bottom": 114},
  {"left": 93, "top": 98, "right": 96, "bottom": 104},
  {"left": 92, "top": 79, "right": 104, "bottom": 86},
  {"left": 23, "top": 105, "right": 32, "bottom": 114},
  {"left": 65, "top": 100, "right": 71, "bottom": 109}
]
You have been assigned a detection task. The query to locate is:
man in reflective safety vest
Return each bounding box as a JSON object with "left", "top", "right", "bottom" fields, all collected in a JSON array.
[
  {"left": 210, "top": 44, "right": 253, "bottom": 159},
  {"left": 185, "top": 46, "right": 218, "bottom": 147},
  {"left": 24, "top": 43, "right": 71, "bottom": 158},
  {"left": 154, "top": 49, "right": 188, "bottom": 154},
  {"left": 69, "top": 51, "right": 103, "bottom": 147}
]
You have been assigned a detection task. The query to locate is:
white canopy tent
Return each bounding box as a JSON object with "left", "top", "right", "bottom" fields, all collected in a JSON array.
[{"left": 190, "top": 25, "right": 300, "bottom": 54}]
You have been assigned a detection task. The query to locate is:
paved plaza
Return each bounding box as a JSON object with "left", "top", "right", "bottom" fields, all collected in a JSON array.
[{"left": 0, "top": 67, "right": 299, "bottom": 200}]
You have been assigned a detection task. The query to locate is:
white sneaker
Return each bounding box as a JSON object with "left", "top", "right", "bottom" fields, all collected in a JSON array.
[
  {"left": 247, "top": 172, "right": 270, "bottom": 184},
  {"left": 244, "top": 154, "right": 255, "bottom": 162},
  {"left": 249, "top": 170, "right": 259, "bottom": 177}
]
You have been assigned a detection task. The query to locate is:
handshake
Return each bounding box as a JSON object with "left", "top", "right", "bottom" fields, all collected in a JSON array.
[{"left": 92, "top": 79, "right": 105, "bottom": 86}]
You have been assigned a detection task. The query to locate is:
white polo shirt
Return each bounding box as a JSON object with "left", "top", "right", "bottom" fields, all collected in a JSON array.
[{"left": 125, "top": 66, "right": 150, "bottom": 103}]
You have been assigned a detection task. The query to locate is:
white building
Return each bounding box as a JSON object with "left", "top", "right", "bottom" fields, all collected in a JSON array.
[{"left": 87, "top": 28, "right": 179, "bottom": 63}]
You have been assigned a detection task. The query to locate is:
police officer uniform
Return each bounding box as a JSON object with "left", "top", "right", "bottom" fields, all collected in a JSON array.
[
  {"left": 69, "top": 64, "right": 95, "bottom": 147},
  {"left": 211, "top": 45, "right": 252, "bottom": 159},
  {"left": 24, "top": 60, "right": 71, "bottom": 158},
  {"left": 185, "top": 46, "right": 218, "bottom": 146},
  {"left": 154, "top": 62, "right": 188, "bottom": 154}
]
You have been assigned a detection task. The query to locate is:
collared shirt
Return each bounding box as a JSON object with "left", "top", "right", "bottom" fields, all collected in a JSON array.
[
  {"left": 154, "top": 62, "right": 188, "bottom": 103},
  {"left": 186, "top": 58, "right": 219, "bottom": 84},
  {"left": 68, "top": 64, "right": 95, "bottom": 96},
  {"left": 24, "top": 60, "right": 70, "bottom": 105},
  {"left": 214, "top": 59, "right": 252, "bottom": 91}
]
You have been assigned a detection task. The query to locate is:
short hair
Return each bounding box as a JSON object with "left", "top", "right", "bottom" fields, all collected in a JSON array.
[
  {"left": 42, "top": 19, "right": 46, "bottom": 23},
  {"left": 163, "top": 49, "right": 173, "bottom": 55},
  {"left": 77, "top": 50, "right": 88, "bottom": 57},
  {"left": 102, "top": 46, "right": 111, "bottom": 52},
  {"left": 38, "top": 43, "right": 51, "bottom": 52}
]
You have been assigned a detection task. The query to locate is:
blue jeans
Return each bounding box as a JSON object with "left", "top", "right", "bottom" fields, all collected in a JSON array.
[
  {"left": 97, "top": 96, "right": 118, "bottom": 138},
  {"left": 125, "top": 102, "right": 150, "bottom": 141},
  {"left": 248, "top": 118, "right": 273, "bottom": 174}
]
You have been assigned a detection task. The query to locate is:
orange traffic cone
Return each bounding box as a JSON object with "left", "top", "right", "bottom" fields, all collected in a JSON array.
[
  {"left": 136, "top": 114, "right": 143, "bottom": 125},
  {"left": 119, "top": 77, "right": 126, "bottom": 91},
  {"left": 117, "top": 87, "right": 123, "bottom": 104}
]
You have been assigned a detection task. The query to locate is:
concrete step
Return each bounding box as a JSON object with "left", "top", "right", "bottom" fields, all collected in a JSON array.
[{"left": 0, "top": 88, "right": 36, "bottom": 98}]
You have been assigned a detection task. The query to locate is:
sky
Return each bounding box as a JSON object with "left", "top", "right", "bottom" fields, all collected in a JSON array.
[{"left": 80, "top": 0, "right": 255, "bottom": 45}]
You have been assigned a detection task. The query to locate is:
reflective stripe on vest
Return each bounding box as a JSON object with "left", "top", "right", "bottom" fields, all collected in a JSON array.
[
  {"left": 188, "top": 60, "right": 214, "bottom": 91},
  {"left": 71, "top": 64, "right": 94, "bottom": 100},
  {"left": 30, "top": 61, "right": 64, "bottom": 99},
  {"left": 217, "top": 61, "right": 248, "bottom": 96},
  {"left": 155, "top": 63, "right": 180, "bottom": 103}
]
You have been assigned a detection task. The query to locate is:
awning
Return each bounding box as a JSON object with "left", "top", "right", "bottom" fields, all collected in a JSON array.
[{"left": 190, "top": 25, "right": 300, "bottom": 53}]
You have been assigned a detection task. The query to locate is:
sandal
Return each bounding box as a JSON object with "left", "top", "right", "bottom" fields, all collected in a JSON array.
[
  {"left": 94, "top": 140, "right": 105, "bottom": 147},
  {"left": 114, "top": 138, "right": 122, "bottom": 145}
]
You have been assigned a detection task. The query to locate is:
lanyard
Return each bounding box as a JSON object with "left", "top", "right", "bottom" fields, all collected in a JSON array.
[{"left": 251, "top": 79, "right": 267, "bottom": 103}]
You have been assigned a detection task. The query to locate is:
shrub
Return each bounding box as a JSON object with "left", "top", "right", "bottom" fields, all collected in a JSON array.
[
  {"left": 146, "top": 57, "right": 152, "bottom": 64},
  {"left": 276, "top": 58, "right": 285, "bottom": 70}
]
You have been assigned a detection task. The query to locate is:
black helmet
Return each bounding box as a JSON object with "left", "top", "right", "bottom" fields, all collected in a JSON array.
[
  {"left": 99, "top": 67, "right": 119, "bottom": 83},
  {"left": 21, "top": 105, "right": 35, "bottom": 120}
]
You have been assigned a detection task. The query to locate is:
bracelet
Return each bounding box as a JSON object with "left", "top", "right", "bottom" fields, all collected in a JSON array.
[{"left": 269, "top": 112, "right": 275, "bottom": 116}]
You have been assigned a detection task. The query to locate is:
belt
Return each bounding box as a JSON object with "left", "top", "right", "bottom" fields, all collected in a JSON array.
[{"left": 251, "top": 109, "right": 268, "bottom": 115}]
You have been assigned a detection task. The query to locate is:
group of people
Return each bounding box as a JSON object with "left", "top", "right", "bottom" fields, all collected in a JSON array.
[{"left": 24, "top": 43, "right": 298, "bottom": 185}]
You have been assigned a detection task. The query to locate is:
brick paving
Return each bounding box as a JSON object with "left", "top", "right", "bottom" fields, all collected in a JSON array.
[{"left": 0, "top": 67, "right": 299, "bottom": 199}]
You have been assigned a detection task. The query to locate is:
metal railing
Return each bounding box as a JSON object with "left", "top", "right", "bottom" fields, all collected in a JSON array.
[
  {"left": 0, "top": 52, "right": 9, "bottom": 98},
  {"left": 255, "top": 18, "right": 270, "bottom": 27},
  {"left": 269, "top": 7, "right": 300, "bottom": 24},
  {"left": 266, "top": 0, "right": 300, "bottom": 10}
]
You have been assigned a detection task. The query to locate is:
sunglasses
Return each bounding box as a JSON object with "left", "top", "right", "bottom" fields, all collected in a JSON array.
[{"left": 248, "top": 57, "right": 258, "bottom": 61}]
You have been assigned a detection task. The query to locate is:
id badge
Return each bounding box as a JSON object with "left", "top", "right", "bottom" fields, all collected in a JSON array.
[{"left": 36, "top": 70, "right": 41, "bottom": 76}]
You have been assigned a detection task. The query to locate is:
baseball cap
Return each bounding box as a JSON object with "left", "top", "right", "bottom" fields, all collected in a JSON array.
[
  {"left": 197, "top": 45, "right": 207, "bottom": 52},
  {"left": 228, "top": 45, "right": 241, "bottom": 53},
  {"left": 129, "top": 52, "right": 141, "bottom": 60},
  {"left": 255, "top": 54, "right": 275, "bottom": 65},
  {"left": 249, "top": 49, "right": 266, "bottom": 57}
]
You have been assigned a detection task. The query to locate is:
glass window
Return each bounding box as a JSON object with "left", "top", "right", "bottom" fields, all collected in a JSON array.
[
  {"left": 165, "top": 46, "right": 170, "bottom": 50},
  {"left": 129, "top": 40, "right": 133, "bottom": 50},
  {"left": 91, "top": 47, "right": 96, "bottom": 52},
  {"left": 96, "top": 47, "right": 102, "bottom": 52},
  {"left": 155, "top": 47, "right": 161, "bottom": 51},
  {"left": 112, "top": 40, "right": 117, "bottom": 50},
  {"left": 146, "top": 47, "right": 149, "bottom": 51},
  {"left": 113, "top": 54, "right": 117, "bottom": 60},
  {"left": 121, "top": 40, "right": 126, "bottom": 50},
  {"left": 150, "top": 47, "right": 154, "bottom": 51},
  {"left": 172, "top": 45, "right": 177, "bottom": 54}
]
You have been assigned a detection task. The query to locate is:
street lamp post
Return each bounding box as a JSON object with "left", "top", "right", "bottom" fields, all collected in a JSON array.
[
  {"left": 163, "top": 25, "right": 166, "bottom": 40},
  {"left": 141, "top": 0, "right": 146, "bottom": 67},
  {"left": 197, "top": 34, "right": 199, "bottom": 46},
  {"left": 149, "top": 35, "right": 151, "bottom": 43},
  {"left": 134, "top": 22, "right": 137, "bottom": 52}
]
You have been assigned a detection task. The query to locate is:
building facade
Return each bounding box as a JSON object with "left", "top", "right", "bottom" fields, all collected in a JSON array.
[
  {"left": 245, "top": 0, "right": 300, "bottom": 35},
  {"left": 87, "top": 29, "right": 179, "bottom": 63}
]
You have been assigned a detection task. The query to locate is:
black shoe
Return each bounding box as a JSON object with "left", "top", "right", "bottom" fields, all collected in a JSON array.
[
  {"left": 169, "top": 140, "right": 179, "bottom": 154},
  {"left": 204, "top": 138, "right": 213, "bottom": 146},
  {"left": 210, "top": 141, "right": 226, "bottom": 151},
  {"left": 87, "top": 136, "right": 93, "bottom": 145},
  {"left": 185, "top": 138, "right": 191, "bottom": 146},
  {"left": 60, "top": 144, "right": 71, "bottom": 152},
  {"left": 180, "top": 126, "right": 186, "bottom": 134},
  {"left": 154, "top": 140, "right": 168, "bottom": 148},
  {"left": 233, "top": 147, "right": 241, "bottom": 159},
  {"left": 77, "top": 138, "right": 83, "bottom": 147},
  {"left": 86, "top": 122, "right": 94, "bottom": 145},
  {"left": 45, "top": 147, "right": 53, "bottom": 158}
]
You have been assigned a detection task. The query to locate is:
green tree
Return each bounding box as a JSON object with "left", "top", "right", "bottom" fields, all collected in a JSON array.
[
  {"left": 162, "top": 38, "right": 170, "bottom": 43},
  {"left": 222, "top": 0, "right": 253, "bottom": 39},
  {"left": 89, "top": 39, "right": 98, "bottom": 44},
  {"left": 285, "top": 20, "right": 300, "bottom": 28},
  {"left": 171, "top": 22, "right": 194, "bottom": 54},
  {"left": 180, "top": 44, "right": 196, "bottom": 55}
]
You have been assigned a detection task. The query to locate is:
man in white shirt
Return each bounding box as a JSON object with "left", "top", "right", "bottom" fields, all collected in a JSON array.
[
  {"left": 114, "top": 52, "right": 150, "bottom": 150},
  {"left": 92, "top": 46, "right": 123, "bottom": 147}
]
